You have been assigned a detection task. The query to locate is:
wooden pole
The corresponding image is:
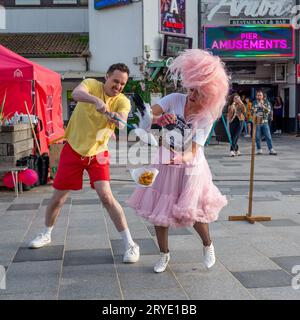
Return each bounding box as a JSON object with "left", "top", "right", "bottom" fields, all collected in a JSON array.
[
  {"left": 247, "top": 115, "right": 256, "bottom": 218},
  {"left": 24, "top": 101, "right": 42, "bottom": 155},
  {"left": 228, "top": 115, "right": 271, "bottom": 223}
]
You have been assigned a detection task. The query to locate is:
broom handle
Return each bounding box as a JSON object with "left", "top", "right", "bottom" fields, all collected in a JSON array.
[
  {"left": 24, "top": 101, "right": 42, "bottom": 155},
  {"left": 104, "top": 111, "right": 135, "bottom": 129}
]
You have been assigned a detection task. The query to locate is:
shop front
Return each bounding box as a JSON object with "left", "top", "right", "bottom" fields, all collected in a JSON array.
[{"left": 201, "top": 0, "right": 298, "bottom": 132}]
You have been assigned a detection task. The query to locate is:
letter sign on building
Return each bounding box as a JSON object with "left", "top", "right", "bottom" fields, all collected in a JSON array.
[
  {"left": 160, "top": 0, "right": 186, "bottom": 35},
  {"left": 94, "top": 0, "right": 131, "bottom": 10},
  {"left": 204, "top": 25, "right": 294, "bottom": 58}
]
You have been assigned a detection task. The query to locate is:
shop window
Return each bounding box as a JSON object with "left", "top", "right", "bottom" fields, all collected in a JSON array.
[
  {"left": 53, "top": 0, "right": 77, "bottom": 4},
  {"left": 15, "top": 0, "right": 40, "bottom": 4},
  {"left": 226, "top": 61, "right": 256, "bottom": 75},
  {"left": 275, "top": 63, "right": 287, "bottom": 83}
]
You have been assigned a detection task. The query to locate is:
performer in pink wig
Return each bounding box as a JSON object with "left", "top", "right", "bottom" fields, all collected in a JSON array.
[{"left": 127, "top": 49, "right": 229, "bottom": 273}]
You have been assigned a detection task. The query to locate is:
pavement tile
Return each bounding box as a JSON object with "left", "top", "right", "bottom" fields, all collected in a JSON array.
[
  {"left": 65, "top": 234, "right": 110, "bottom": 251},
  {"left": 118, "top": 268, "right": 180, "bottom": 291},
  {"left": 167, "top": 249, "right": 204, "bottom": 264},
  {"left": 0, "top": 243, "right": 20, "bottom": 266},
  {"left": 176, "top": 263, "right": 254, "bottom": 300},
  {"left": 6, "top": 203, "right": 40, "bottom": 211},
  {"left": 123, "top": 288, "right": 188, "bottom": 300},
  {"left": 281, "top": 191, "right": 300, "bottom": 195},
  {"left": 72, "top": 199, "right": 101, "bottom": 205},
  {"left": 59, "top": 264, "right": 121, "bottom": 300},
  {"left": 249, "top": 287, "right": 300, "bottom": 300},
  {"left": 232, "top": 270, "right": 293, "bottom": 289},
  {"left": 0, "top": 198, "right": 15, "bottom": 204},
  {"left": 259, "top": 219, "right": 300, "bottom": 227},
  {"left": 13, "top": 245, "right": 64, "bottom": 263},
  {"left": 63, "top": 249, "right": 113, "bottom": 266},
  {"left": 0, "top": 291, "right": 57, "bottom": 300},
  {"left": 252, "top": 196, "right": 280, "bottom": 202},
  {"left": 271, "top": 256, "right": 300, "bottom": 275},
  {"left": 168, "top": 235, "right": 204, "bottom": 251},
  {"left": 0, "top": 260, "right": 61, "bottom": 295},
  {"left": 249, "top": 235, "right": 300, "bottom": 257},
  {"left": 0, "top": 214, "right": 34, "bottom": 233},
  {"left": 146, "top": 225, "right": 193, "bottom": 236},
  {"left": 110, "top": 238, "right": 159, "bottom": 256},
  {"left": 42, "top": 198, "right": 72, "bottom": 206},
  {"left": 1, "top": 135, "right": 300, "bottom": 300}
]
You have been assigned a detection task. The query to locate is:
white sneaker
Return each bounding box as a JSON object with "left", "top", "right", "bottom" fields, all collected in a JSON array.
[
  {"left": 256, "top": 149, "right": 263, "bottom": 155},
  {"left": 244, "top": 134, "right": 250, "bottom": 138},
  {"left": 154, "top": 252, "right": 170, "bottom": 273},
  {"left": 235, "top": 150, "right": 241, "bottom": 156},
  {"left": 203, "top": 243, "right": 216, "bottom": 269},
  {"left": 123, "top": 243, "right": 140, "bottom": 263},
  {"left": 230, "top": 151, "right": 235, "bottom": 157},
  {"left": 269, "top": 149, "right": 277, "bottom": 155},
  {"left": 28, "top": 233, "right": 51, "bottom": 249}
]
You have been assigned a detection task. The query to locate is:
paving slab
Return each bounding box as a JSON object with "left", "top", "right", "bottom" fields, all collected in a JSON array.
[
  {"left": 13, "top": 245, "right": 64, "bottom": 263},
  {"left": 63, "top": 249, "right": 114, "bottom": 266},
  {"left": 0, "top": 260, "right": 61, "bottom": 295},
  {"left": 232, "top": 270, "right": 293, "bottom": 289},
  {"left": 59, "top": 264, "right": 121, "bottom": 300}
]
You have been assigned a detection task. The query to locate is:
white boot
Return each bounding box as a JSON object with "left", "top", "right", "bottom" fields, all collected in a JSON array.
[
  {"left": 154, "top": 252, "right": 170, "bottom": 273},
  {"left": 203, "top": 243, "right": 216, "bottom": 269}
]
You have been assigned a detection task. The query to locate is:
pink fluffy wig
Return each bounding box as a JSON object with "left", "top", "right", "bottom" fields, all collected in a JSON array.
[{"left": 169, "top": 49, "right": 230, "bottom": 121}]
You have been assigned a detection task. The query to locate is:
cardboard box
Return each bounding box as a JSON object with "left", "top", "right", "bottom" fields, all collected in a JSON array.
[{"left": 0, "top": 124, "right": 33, "bottom": 165}]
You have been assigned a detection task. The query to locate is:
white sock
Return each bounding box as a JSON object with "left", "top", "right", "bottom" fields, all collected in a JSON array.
[
  {"left": 120, "top": 228, "right": 135, "bottom": 250},
  {"left": 43, "top": 226, "right": 53, "bottom": 237}
]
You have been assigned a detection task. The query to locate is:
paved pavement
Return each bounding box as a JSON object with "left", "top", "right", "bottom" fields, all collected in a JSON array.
[{"left": 0, "top": 134, "right": 300, "bottom": 300}]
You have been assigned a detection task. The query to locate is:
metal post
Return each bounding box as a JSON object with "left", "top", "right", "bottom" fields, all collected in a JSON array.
[
  {"left": 198, "top": 0, "right": 202, "bottom": 49},
  {"left": 295, "top": 0, "right": 300, "bottom": 136},
  {"left": 296, "top": 0, "right": 300, "bottom": 135}
]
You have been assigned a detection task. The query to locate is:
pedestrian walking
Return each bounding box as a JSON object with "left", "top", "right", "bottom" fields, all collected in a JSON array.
[
  {"left": 273, "top": 96, "right": 283, "bottom": 134},
  {"left": 227, "top": 93, "right": 246, "bottom": 156},
  {"left": 252, "top": 89, "right": 277, "bottom": 155}
]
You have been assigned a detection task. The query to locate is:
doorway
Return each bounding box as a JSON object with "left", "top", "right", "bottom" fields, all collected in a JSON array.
[{"left": 283, "top": 88, "right": 290, "bottom": 132}]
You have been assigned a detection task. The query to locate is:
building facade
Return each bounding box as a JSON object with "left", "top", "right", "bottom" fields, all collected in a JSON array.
[
  {"left": 200, "top": 0, "right": 300, "bottom": 132},
  {"left": 1, "top": 0, "right": 299, "bottom": 132},
  {"left": 0, "top": 0, "right": 90, "bottom": 121}
]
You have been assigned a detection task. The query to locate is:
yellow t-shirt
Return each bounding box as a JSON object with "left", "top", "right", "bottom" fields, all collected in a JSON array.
[{"left": 64, "top": 78, "right": 131, "bottom": 156}]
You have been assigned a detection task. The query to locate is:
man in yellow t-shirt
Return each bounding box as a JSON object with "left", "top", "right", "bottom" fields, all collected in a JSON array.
[{"left": 29, "top": 63, "right": 140, "bottom": 263}]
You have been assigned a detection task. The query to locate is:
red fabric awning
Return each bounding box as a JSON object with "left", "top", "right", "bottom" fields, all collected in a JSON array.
[{"left": 0, "top": 45, "right": 64, "bottom": 154}]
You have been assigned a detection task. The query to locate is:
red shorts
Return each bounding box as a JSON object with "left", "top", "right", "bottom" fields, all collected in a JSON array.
[{"left": 53, "top": 142, "right": 110, "bottom": 190}]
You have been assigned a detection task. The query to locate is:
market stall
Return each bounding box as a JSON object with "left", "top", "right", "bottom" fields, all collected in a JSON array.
[{"left": 0, "top": 44, "right": 64, "bottom": 154}]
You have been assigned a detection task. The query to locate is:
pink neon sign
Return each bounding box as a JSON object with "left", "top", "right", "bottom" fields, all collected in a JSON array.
[
  {"left": 204, "top": 25, "right": 294, "bottom": 58},
  {"left": 211, "top": 33, "right": 287, "bottom": 50}
]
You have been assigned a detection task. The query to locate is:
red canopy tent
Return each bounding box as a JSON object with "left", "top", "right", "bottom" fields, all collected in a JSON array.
[{"left": 0, "top": 44, "right": 64, "bottom": 154}]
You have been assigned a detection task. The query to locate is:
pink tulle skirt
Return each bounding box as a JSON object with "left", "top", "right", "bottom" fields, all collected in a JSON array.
[{"left": 126, "top": 148, "right": 227, "bottom": 228}]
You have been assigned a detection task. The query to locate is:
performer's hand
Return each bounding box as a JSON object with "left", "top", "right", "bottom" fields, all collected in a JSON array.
[
  {"left": 165, "top": 149, "right": 182, "bottom": 165},
  {"left": 106, "top": 112, "right": 120, "bottom": 126},
  {"left": 95, "top": 99, "right": 107, "bottom": 114},
  {"left": 157, "top": 113, "right": 176, "bottom": 127}
]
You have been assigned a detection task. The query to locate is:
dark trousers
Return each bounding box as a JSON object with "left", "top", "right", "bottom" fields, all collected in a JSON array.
[
  {"left": 229, "top": 117, "right": 243, "bottom": 152},
  {"left": 273, "top": 114, "right": 282, "bottom": 131}
]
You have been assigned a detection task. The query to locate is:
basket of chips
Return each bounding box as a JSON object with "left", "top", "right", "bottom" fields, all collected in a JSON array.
[{"left": 130, "top": 167, "right": 159, "bottom": 187}]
